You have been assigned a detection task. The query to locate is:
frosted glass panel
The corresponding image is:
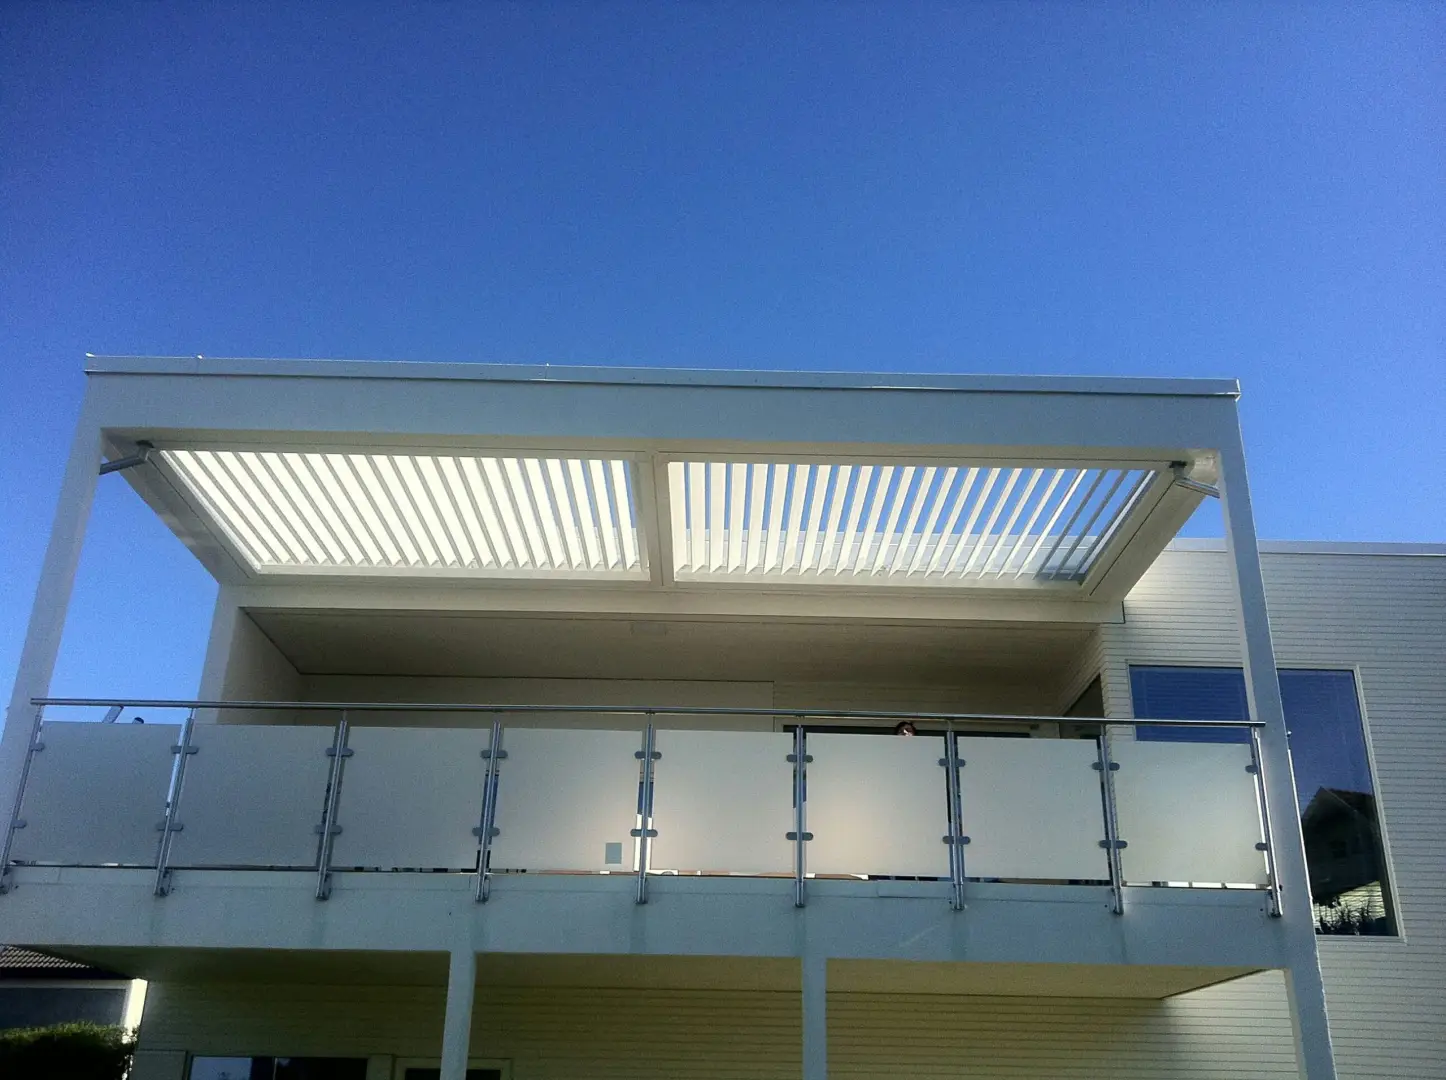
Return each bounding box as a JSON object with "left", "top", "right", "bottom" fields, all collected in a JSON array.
[
  {"left": 960, "top": 737, "right": 1109, "bottom": 881},
  {"left": 1112, "top": 740, "right": 1268, "bottom": 885},
  {"left": 650, "top": 730, "right": 794, "bottom": 874},
  {"left": 332, "top": 727, "right": 491, "bottom": 870},
  {"left": 12, "top": 722, "right": 178, "bottom": 866},
  {"left": 805, "top": 733, "right": 950, "bottom": 877},
  {"left": 168, "top": 725, "right": 335, "bottom": 868},
  {"left": 490, "top": 728, "right": 643, "bottom": 872}
]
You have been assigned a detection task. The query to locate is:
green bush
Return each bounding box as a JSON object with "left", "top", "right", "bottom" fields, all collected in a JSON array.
[{"left": 0, "top": 1021, "right": 135, "bottom": 1080}]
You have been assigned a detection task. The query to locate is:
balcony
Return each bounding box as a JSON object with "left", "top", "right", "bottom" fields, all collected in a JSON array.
[{"left": 0, "top": 699, "right": 1290, "bottom": 995}]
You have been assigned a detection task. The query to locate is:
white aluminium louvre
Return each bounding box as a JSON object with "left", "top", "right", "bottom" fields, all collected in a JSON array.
[
  {"left": 160, "top": 449, "right": 644, "bottom": 579},
  {"left": 667, "top": 460, "right": 1160, "bottom": 586}
]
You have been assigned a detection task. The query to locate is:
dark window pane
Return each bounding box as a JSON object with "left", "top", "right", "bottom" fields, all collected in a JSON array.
[
  {"left": 273, "top": 1059, "right": 368, "bottom": 1080},
  {"left": 1281, "top": 670, "right": 1394, "bottom": 936},
  {"left": 403, "top": 1070, "right": 502, "bottom": 1080},
  {"left": 1128, "top": 666, "right": 1251, "bottom": 742},
  {"left": 1127, "top": 664, "right": 1395, "bottom": 936}
]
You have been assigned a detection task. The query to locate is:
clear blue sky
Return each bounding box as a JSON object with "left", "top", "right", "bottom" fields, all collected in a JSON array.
[{"left": 2, "top": 3, "right": 1441, "bottom": 708}]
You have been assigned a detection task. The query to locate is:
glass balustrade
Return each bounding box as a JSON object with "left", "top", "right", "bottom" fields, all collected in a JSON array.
[{"left": 1, "top": 712, "right": 1275, "bottom": 902}]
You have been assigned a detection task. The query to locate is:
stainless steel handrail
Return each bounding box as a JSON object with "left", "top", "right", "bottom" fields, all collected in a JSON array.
[{"left": 30, "top": 697, "right": 1266, "bottom": 727}]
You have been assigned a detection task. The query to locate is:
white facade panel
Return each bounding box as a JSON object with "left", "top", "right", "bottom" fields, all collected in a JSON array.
[
  {"left": 959, "top": 736, "right": 1109, "bottom": 881},
  {"left": 488, "top": 728, "right": 643, "bottom": 872},
  {"left": 168, "top": 724, "right": 333, "bottom": 868},
  {"left": 12, "top": 722, "right": 178, "bottom": 866},
  {"left": 1112, "top": 740, "right": 1268, "bottom": 886},
  {"left": 804, "top": 734, "right": 951, "bottom": 878},
  {"left": 649, "top": 730, "right": 795, "bottom": 875},
  {"left": 331, "top": 727, "right": 491, "bottom": 871}
]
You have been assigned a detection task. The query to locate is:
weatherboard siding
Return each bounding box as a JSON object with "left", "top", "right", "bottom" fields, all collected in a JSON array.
[
  {"left": 1100, "top": 548, "right": 1446, "bottom": 1079},
  {"left": 137, "top": 976, "right": 1305, "bottom": 1079}
]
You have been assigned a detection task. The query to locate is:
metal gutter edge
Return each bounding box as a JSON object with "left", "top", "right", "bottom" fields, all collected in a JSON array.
[
  {"left": 1167, "top": 538, "right": 1446, "bottom": 557},
  {"left": 82, "top": 356, "right": 1242, "bottom": 398}
]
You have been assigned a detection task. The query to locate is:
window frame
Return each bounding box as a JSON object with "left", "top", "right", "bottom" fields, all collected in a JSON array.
[
  {"left": 186, "top": 1057, "right": 371, "bottom": 1080},
  {"left": 1122, "top": 659, "right": 1402, "bottom": 939},
  {"left": 393, "top": 1059, "right": 512, "bottom": 1080}
]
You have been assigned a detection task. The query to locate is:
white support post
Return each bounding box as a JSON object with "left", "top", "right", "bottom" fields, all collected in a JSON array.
[
  {"left": 802, "top": 953, "right": 827, "bottom": 1080},
  {"left": 1218, "top": 433, "right": 1337, "bottom": 1080},
  {"left": 440, "top": 948, "right": 476, "bottom": 1080},
  {"left": 0, "top": 399, "right": 101, "bottom": 838}
]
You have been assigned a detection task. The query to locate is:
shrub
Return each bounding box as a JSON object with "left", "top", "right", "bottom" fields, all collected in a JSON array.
[{"left": 0, "top": 1021, "right": 135, "bottom": 1080}]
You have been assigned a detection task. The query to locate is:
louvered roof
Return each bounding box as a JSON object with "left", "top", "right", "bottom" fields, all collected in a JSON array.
[
  {"left": 668, "top": 461, "right": 1155, "bottom": 585},
  {"left": 150, "top": 446, "right": 1190, "bottom": 594}
]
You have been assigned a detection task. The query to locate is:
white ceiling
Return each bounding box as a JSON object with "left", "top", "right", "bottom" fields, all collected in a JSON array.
[
  {"left": 55, "top": 946, "right": 1257, "bottom": 998},
  {"left": 250, "top": 610, "right": 1093, "bottom": 686}
]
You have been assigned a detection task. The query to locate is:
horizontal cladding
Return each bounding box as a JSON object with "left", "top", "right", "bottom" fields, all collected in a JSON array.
[
  {"left": 139, "top": 977, "right": 1300, "bottom": 1079},
  {"left": 1102, "top": 549, "right": 1446, "bottom": 1079},
  {"left": 142, "top": 983, "right": 802, "bottom": 1078}
]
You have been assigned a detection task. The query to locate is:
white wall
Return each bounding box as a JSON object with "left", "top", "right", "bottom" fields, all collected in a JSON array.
[
  {"left": 199, "top": 605, "right": 304, "bottom": 724},
  {"left": 1097, "top": 548, "right": 1446, "bottom": 1080},
  {"left": 300, "top": 674, "right": 1065, "bottom": 728}
]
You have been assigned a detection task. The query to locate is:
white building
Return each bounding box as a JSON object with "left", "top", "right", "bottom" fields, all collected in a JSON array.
[{"left": 0, "top": 358, "right": 1441, "bottom": 1080}]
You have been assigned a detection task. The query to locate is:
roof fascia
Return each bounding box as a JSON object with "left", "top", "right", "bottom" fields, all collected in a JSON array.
[{"left": 84, "top": 356, "right": 1240, "bottom": 399}]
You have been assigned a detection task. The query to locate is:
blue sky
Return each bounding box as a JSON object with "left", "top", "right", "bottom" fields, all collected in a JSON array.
[{"left": 2, "top": 3, "right": 1442, "bottom": 708}]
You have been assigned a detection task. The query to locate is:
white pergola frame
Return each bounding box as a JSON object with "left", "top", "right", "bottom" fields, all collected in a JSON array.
[{"left": 91, "top": 359, "right": 1222, "bottom": 607}]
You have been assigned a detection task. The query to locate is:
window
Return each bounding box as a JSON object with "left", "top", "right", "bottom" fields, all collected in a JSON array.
[
  {"left": 1128, "top": 665, "right": 1394, "bottom": 935},
  {"left": 189, "top": 1059, "right": 367, "bottom": 1080}
]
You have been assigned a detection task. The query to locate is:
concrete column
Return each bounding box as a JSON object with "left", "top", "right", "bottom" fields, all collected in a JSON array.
[
  {"left": 1218, "top": 432, "right": 1337, "bottom": 1080},
  {"left": 440, "top": 948, "right": 476, "bottom": 1080},
  {"left": 802, "top": 953, "right": 827, "bottom": 1080},
  {"left": 0, "top": 398, "right": 101, "bottom": 818}
]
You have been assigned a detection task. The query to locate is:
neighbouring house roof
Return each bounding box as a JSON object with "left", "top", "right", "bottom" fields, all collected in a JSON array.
[{"left": 0, "top": 946, "right": 125, "bottom": 981}]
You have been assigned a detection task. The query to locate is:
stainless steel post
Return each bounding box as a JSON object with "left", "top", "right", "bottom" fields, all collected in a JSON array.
[
  {"left": 1096, "top": 730, "right": 1126, "bottom": 915},
  {"left": 789, "top": 722, "right": 811, "bottom": 908},
  {"left": 315, "top": 712, "right": 351, "bottom": 901},
  {"left": 633, "top": 718, "right": 658, "bottom": 904},
  {"left": 0, "top": 706, "right": 47, "bottom": 895},
  {"left": 1249, "top": 725, "right": 1283, "bottom": 917},
  {"left": 944, "top": 726, "right": 966, "bottom": 911},
  {"left": 474, "top": 717, "right": 504, "bottom": 903},
  {"left": 154, "top": 709, "right": 197, "bottom": 897}
]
